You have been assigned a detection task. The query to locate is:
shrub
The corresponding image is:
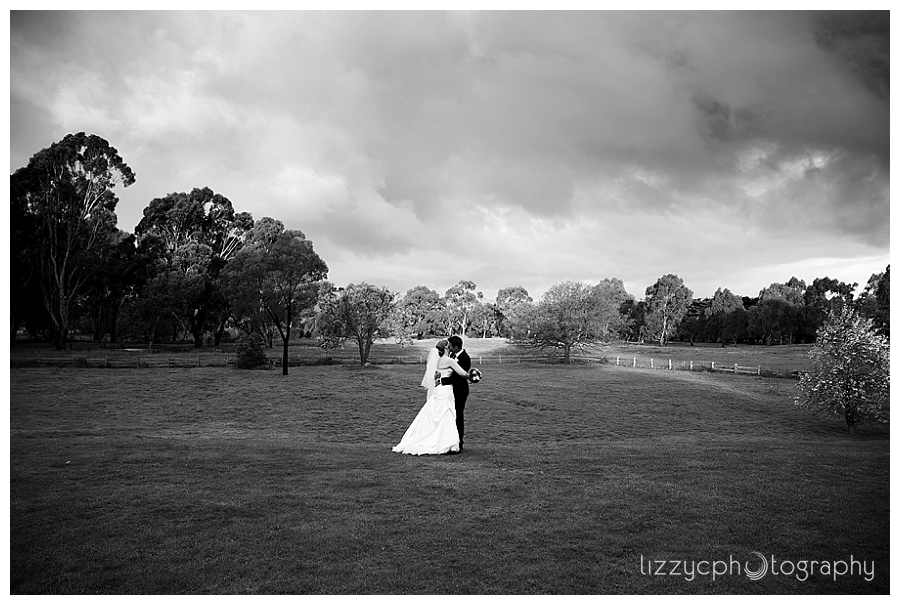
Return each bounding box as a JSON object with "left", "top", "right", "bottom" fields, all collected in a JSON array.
[
  {"left": 795, "top": 307, "right": 889, "bottom": 434},
  {"left": 234, "top": 334, "right": 268, "bottom": 370}
]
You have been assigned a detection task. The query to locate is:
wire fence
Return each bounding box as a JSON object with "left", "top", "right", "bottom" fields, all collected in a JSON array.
[{"left": 15, "top": 351, "right": 783, "bottom": 379}]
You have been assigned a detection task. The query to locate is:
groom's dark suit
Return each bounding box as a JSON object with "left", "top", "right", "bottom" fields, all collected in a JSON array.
[{"left": 449, "top": 349, "right": 471, "bottom": 447}]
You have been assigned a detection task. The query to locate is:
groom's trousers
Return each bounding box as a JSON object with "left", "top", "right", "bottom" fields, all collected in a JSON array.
[{"left": 452, "top": 383, "right": 469, "bottom": 446}]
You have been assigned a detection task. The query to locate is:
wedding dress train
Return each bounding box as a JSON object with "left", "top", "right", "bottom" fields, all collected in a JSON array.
[{"left": 392, "top": 368, "right": 460, "bottom": 455}]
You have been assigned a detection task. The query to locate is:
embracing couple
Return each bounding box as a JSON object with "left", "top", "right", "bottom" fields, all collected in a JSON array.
[{"left": 392, "top": 335, "right": 476, "bottom": 456}]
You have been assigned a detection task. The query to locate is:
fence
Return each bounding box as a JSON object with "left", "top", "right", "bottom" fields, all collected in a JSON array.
[
  {"left": 16, "top": 352, "right": 775, "bottom": 378},
  {"left": 605, "top": 355, "right": 762, "bottom": 375}
]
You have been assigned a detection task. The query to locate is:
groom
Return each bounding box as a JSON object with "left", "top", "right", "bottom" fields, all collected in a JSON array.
[{"left": 447, "top": 335, "right": 471, "bottom": 451}]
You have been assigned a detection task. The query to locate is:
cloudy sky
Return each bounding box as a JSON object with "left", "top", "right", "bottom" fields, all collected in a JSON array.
[{"left": 9, "top": 10, "right": 890, "bottom": 303}]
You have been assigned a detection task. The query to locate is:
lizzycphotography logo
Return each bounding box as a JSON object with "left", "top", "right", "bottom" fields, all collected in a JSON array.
[
  {"left": 745, "top": 551, "right": 768, "bottom": 581},
  {"left": 639, "top": 553, "right": 875, "bottom": 583}
]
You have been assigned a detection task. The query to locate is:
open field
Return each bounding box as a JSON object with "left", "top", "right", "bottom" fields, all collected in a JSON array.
[
  {"left": 10, "top": 337, "right": 815, "bottom": 376},
  {"left": 10, "top": 363, "right": 888, "bottom": 594}
]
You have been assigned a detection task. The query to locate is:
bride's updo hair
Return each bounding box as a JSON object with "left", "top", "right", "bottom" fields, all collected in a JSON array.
[{"left": 436, "top": 339, "right": 449, "bottom": 356}]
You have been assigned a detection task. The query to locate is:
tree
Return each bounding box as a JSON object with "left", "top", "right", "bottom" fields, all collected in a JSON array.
[
  {"left": 10, "top": 169, "right": 42, "bottom": 340},
  {"left": 708, "top": 288, "right": 746, "bottom": 346},
  {"left": 316, "top": 282, "right": 396, "bottom": 366},
  {"left": 798, "top": 277, "right": 856, "bottom": 342},
  {"left": 755, "top": 277, "right": 806, "bottom": 344},
  {"left": 748, "top": 298, "right": 796, "bottom": 345},
  {"left": 10, "top": 133, "right": 135, "bottom": 348},
  {"left": 495, "top": 286, "right": 534, "bottom": 340},
  {"left": 760, "top": 277, "right": 806, "bottom": 306},
  {"left": 223, "top": 219, "right": 328, "bottom": 375},
  {"left": 528, "top": 281, "right": 604, "bottom": 363},
  {"left": 78, "top": 231, "right": 148, "bottom": 343},
  {"left": 856, "top": 266, "right": 889, "bottom": 338},
  {"left": 592, "top": 278, "right": 633, "bottom": 340},
  {"left": 644, "top": 274, "right": 693, "bottom": 346},
  {"left": 619, "top": 298, "right": 647, "bottom": 342},
  {"left": 388, "top": 285, "right": 445, "bottom": 342},
  {"left": 444, "top": 280, "right": 482, "bottom": 336},
  {"left": 134, "top": 187, "right": 253, "bottom": 346},
  {"left": 677, "top": 298, "right": 712, "bottom": 345},
  {"left": 796, "top": 307, "right": 889, "bottom": 435},
  {"left": 469, "top": 300, "right": 497, "bottom": 338},
  {"left": 874, "top": 267, "right": 890, "bottom": 338}
]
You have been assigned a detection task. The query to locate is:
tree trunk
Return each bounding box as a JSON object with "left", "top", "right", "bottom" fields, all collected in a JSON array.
[
  {"left": 108, "top": 300, "right": 121, "bottom": 343},
  {"left": 846, "top": 405, "right": 859, "bottom": 436},
  {"left": 281, "top": 305, "right": 291, "bottom": 376},
  {"left": 214, "top": 316, "right": 227, "bottom": 347}
]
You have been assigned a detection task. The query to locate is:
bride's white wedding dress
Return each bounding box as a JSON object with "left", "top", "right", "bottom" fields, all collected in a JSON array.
[{"left": 392, "top": 366, "right": 460, "bottom": 455}]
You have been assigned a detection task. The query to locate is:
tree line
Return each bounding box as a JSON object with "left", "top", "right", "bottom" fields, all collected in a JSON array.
[{"left": 11, "top": 134, "right": 890, "bottom": 369}]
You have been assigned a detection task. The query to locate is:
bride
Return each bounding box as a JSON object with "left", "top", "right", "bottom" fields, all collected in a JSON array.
[{"left": 392, "top": 339, "right": 469, "bottom": 455}]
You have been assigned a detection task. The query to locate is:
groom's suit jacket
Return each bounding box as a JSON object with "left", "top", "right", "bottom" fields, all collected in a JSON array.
[{"left": 450, "top": 349, "right": 472, "bottom": 405}]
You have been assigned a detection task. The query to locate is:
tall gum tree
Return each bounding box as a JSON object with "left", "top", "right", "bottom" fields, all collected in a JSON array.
[
  {"left": 134, "top": 187, "right": 253, "bottom": 346},
  {"left": 644, "top": 274, "right": 693, "bottom": 346},
  {"left": 10, "top": 133, "right": 135, "bottom": 349},
  {"left": 224, "top": 218, "right": 328, "bottom": 375}
]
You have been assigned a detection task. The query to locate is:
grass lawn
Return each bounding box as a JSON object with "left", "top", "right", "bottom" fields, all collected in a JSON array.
[{"left": 9, "top": 363, "right": 889, "bottom": 594}]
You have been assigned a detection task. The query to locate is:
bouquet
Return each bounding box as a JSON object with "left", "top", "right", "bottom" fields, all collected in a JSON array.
[{"left": 468, "top": 368, "right": 483, "bottom": 384}]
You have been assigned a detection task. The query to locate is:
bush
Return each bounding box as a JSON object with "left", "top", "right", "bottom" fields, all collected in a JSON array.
[
  {"left": 795, "top": 307, "right": 889, "bottom": 434},
  {"left": 234, "top": 334, "right": 268, "bottom": 370}
]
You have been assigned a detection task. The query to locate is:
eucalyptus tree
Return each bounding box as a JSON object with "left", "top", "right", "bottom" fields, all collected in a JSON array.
[
  {"left": 799, "top": 277, "right": 857, "bottom": 342},
  {"left": 316, "top": 282, "right": 396, "bottom": 366},
  {"left": 592, "top": 278, "right": 632, "bottom": 340},
  {"left": 708, "top": 287, "right": 747, "bottom": 346},
  {"left": 134, "top": 187, "right": 253, "bottom": 346},
  {"left": 495, "top": 286, "right": 534, "bottom": 340},
  {"left": 748, "top": 298, "right": 796, "bottom": 345},
  {"left": 469, "top": 300, "right": 498, "bottom": 338},
  {"left": 644, "top": 274, "right": 693, "bottom": 346},
  {"left": 444, "top": 280, "right": 482, "bottom": 336},
  {"left": 677, "top": 298, "right": 712, "bottom": 345},
  {"left": 10, "top": 132, "right": 136, "bottom": 348},
  {"left": 78, "top": 231, "right": 151, "bottom": 343},
  {"left": 388, "top": 285, "right": 445, "bottom": 342},
  {"left": 855, "top": 266, "right": 889, "bottom": 338},
  {"left": 223, "top": 218, "right": 328, "bottom": 375}
]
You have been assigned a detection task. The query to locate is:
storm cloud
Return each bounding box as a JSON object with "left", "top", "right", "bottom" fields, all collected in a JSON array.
[{"left": 9, "top": 10, "right": 889, "bottom": 301}]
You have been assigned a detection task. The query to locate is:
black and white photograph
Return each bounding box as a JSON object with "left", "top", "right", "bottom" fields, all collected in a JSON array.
[{"left": 8, "top": 8, "right": 890, "bottom": 595}]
